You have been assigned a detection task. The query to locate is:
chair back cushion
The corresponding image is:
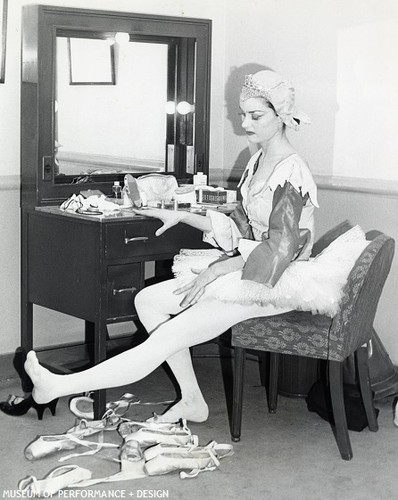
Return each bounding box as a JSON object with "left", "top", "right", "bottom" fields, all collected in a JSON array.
[
  {"left": 328, "top": 233, "right": 395, "bottom": 361},
  {"left": 311, "top": 220, "right": 353, "bottom": 257}
]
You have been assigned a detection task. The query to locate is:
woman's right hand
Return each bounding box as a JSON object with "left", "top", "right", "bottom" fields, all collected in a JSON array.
[{"left": 133, "top": 208, "right": 183, "bottom": 236}]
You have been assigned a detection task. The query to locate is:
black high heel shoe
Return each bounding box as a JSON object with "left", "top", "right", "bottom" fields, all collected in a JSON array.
[{"left": 0, "top": 395, "right": 58, "bottom": 420}]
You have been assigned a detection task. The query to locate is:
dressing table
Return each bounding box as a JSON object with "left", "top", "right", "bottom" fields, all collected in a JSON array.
[{"left": 21, "top": 5, "right": 212, "bottom": 417}]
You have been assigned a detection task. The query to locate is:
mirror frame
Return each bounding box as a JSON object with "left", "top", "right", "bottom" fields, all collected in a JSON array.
[{"left": 21, "top": 5, "right": 212, "bottom": 207}]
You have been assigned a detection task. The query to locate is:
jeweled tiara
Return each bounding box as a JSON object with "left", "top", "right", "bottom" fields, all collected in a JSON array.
[{"left": 240, "top": 74, "right": 271, "bottom": 101}]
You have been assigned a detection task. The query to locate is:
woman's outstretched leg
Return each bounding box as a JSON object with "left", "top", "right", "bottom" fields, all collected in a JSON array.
[
  {"left": 25, "top": 294, "right": 222, "bottom": 406},
  {"left": 25, "top": 282, "right": 291, "bottom": 418}
]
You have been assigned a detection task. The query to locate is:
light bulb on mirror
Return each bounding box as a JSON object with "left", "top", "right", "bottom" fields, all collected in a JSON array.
[
  {"left": 115, "top": 32, "right": 130, "bottom": 44},
  {"left": 176, "top": 101, "right": 195, "bottom": 115}
]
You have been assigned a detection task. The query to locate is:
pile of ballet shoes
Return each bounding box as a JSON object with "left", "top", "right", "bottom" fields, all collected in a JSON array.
[{"left": 18, "top": 408, "right": 234, "bottom": 496}]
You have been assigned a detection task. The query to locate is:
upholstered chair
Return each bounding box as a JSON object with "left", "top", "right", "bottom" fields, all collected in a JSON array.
[{"left": 230, "top": 228, "right": 395, "bottom": 460}]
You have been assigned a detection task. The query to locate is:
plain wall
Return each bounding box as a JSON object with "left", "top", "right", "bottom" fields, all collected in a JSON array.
[
  {"left": 1, "top": 0, "right": 398, "bottom": 364},
  {"left": 314, "top": 187, "right": 398, "bottom": 361},
  {"left": 222, "top": 0, "right": 398, "bottom": 182}
]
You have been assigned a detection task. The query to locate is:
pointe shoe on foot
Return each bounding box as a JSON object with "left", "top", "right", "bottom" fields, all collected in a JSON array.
[
  {"left": 144, "top": 440, "right": 234, "bottom": 478},
  {"left": 0, "top": 394, "right": 58, "bottom": 420},
  {"left": 394, "top": 399, "right": 398, "bottom": 427},
  {"left": 18, "top": 465, "right": 92, "bottom": 496}
]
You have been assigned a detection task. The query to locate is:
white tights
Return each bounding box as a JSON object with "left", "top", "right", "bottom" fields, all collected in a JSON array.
[{"left": 26, "top": 279, "right": 291, "bottom": 417}]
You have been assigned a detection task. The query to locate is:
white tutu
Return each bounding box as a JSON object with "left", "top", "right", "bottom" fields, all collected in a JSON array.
[{"left": 172, "top": 226, "right": 369, "bottom": 318}]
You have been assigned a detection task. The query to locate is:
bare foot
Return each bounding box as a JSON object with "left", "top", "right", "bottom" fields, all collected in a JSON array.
[
  {"left": 24, "top": 351, "right": 62, "bottom": 404},
  {"left": 147, "top": 395, "right": 209, "bottom": 423}
]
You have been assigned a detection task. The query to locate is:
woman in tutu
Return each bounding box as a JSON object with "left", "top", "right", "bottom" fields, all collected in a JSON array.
[{"left": 25, "top": 70, "right": 318, "bottom": 423}]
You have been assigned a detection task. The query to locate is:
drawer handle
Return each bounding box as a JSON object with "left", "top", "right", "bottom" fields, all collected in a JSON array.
[
  {"left": 124, "top": 236, "right": 149, "bottom": 244},
  {"left": 113, "top": 287, "right": 137, "bottom": 296}
]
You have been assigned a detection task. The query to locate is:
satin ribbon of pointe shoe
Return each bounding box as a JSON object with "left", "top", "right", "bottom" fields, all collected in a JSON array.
[
  {"left": 18, "top": 465, "right": 92, "bottom": 496},
  {"left": 73, "top": 440, "right": 147, "bottom": 486}
]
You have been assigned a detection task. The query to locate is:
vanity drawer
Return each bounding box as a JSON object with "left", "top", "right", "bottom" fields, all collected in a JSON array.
[
  {"left": 105, "top": 220, "right": 202, "bottom": 260},
  {"left": 105, "top": 221, "right": 167, "bottom": 260},
  {"left": 107, "top": 263, "right": 143, "bottom": 320}
]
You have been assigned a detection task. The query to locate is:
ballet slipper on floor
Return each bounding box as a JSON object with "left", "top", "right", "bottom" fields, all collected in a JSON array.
[
  {"left": 118, "top": 418, "right": 186, "bottom": 439},
  {"left": 67, "top": 408, "right": 127, "bottom": 434},
  {"left": 25, "top": 411, "right": 122, "bottom": 461},
  {"left": 143, "top": 442, "right": 198, "bottom": 462},
  {"left": 18, "top": 465, "right": 92, "bottom": 496},
  {"left": 25, "top": 434, "right": 83, "bottom": 461},
  {"left": 69, "top": 394, "right": 95, "bottom": 420},
  {"left": 71, "top": 438, "right": 147, "bottom": 487},
  {"left": 24, "top": 431, "right": 119, "bottom": 462},
  {"left": 122, "top": 420, "right": 198, "bottom": 448},
  {"left": 144, "top": 440, "right": 234, "bottom": 478},
  {"left": 69, "top": 393, "right": 143, "bottom": 420}
]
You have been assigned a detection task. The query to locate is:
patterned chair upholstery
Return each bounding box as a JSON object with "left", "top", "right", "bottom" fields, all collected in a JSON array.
[{"left": 230, "top": 228, "right": 395, "bottom": 460}]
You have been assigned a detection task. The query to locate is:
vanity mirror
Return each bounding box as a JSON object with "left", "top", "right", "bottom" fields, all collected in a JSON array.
[
  {"left": 55, "top": 35, "right": 168, "bottom": 178},
  {"left": 21, "top": 5, "right": 211, "bottom": 207}
]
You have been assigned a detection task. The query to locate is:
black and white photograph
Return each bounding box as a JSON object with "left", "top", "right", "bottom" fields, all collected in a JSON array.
[{"left": 0, "top": 1, "right": 398, "bottom": 499}]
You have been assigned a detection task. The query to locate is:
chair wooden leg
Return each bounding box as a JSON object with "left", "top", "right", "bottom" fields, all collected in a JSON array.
[
  {"left": 268, "top": 352, "right": 280, "bottom": 413},
  {"left": 356, "top": 345, "right": 378, "bottom": 432},
  {"left": 329, "top": 360, "right": 353, "bottom": 460},
  {"left": 231, "top": 347, "right": 245, "bottom": 442}
]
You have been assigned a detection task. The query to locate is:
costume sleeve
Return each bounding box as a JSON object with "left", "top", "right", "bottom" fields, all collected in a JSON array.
[
  {"left": 229, "top": 201, "right": 253, "bottom": 239},
  {"left": 202, "top": 209, "right": 242, "bottom": 253},
  {"left": 240, "top": 182, "right": 307, "bottom": 287}
]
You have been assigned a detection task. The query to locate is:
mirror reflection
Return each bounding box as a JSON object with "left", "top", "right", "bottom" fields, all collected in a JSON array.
[{"left": 55, "top": 36, "right": 168, "bottom": 177}]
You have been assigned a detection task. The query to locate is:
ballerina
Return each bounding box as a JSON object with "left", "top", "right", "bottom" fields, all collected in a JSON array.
[{"left": 25, "top": 69, "right": 318, "bottom": 423}]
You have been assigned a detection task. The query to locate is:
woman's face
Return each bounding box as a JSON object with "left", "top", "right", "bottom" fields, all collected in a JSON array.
[{"left": 239, "top": 97, "right": 282, "bottom": 145}]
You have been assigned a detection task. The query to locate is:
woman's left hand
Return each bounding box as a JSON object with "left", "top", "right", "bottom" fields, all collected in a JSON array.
[{"left": 174, "top": 267, "right": 218, "bottom": 308}]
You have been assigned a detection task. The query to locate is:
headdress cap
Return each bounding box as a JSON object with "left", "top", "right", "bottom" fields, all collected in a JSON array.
[{"left": 240, "top": 70, "right": 310, "bottom": 131}]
